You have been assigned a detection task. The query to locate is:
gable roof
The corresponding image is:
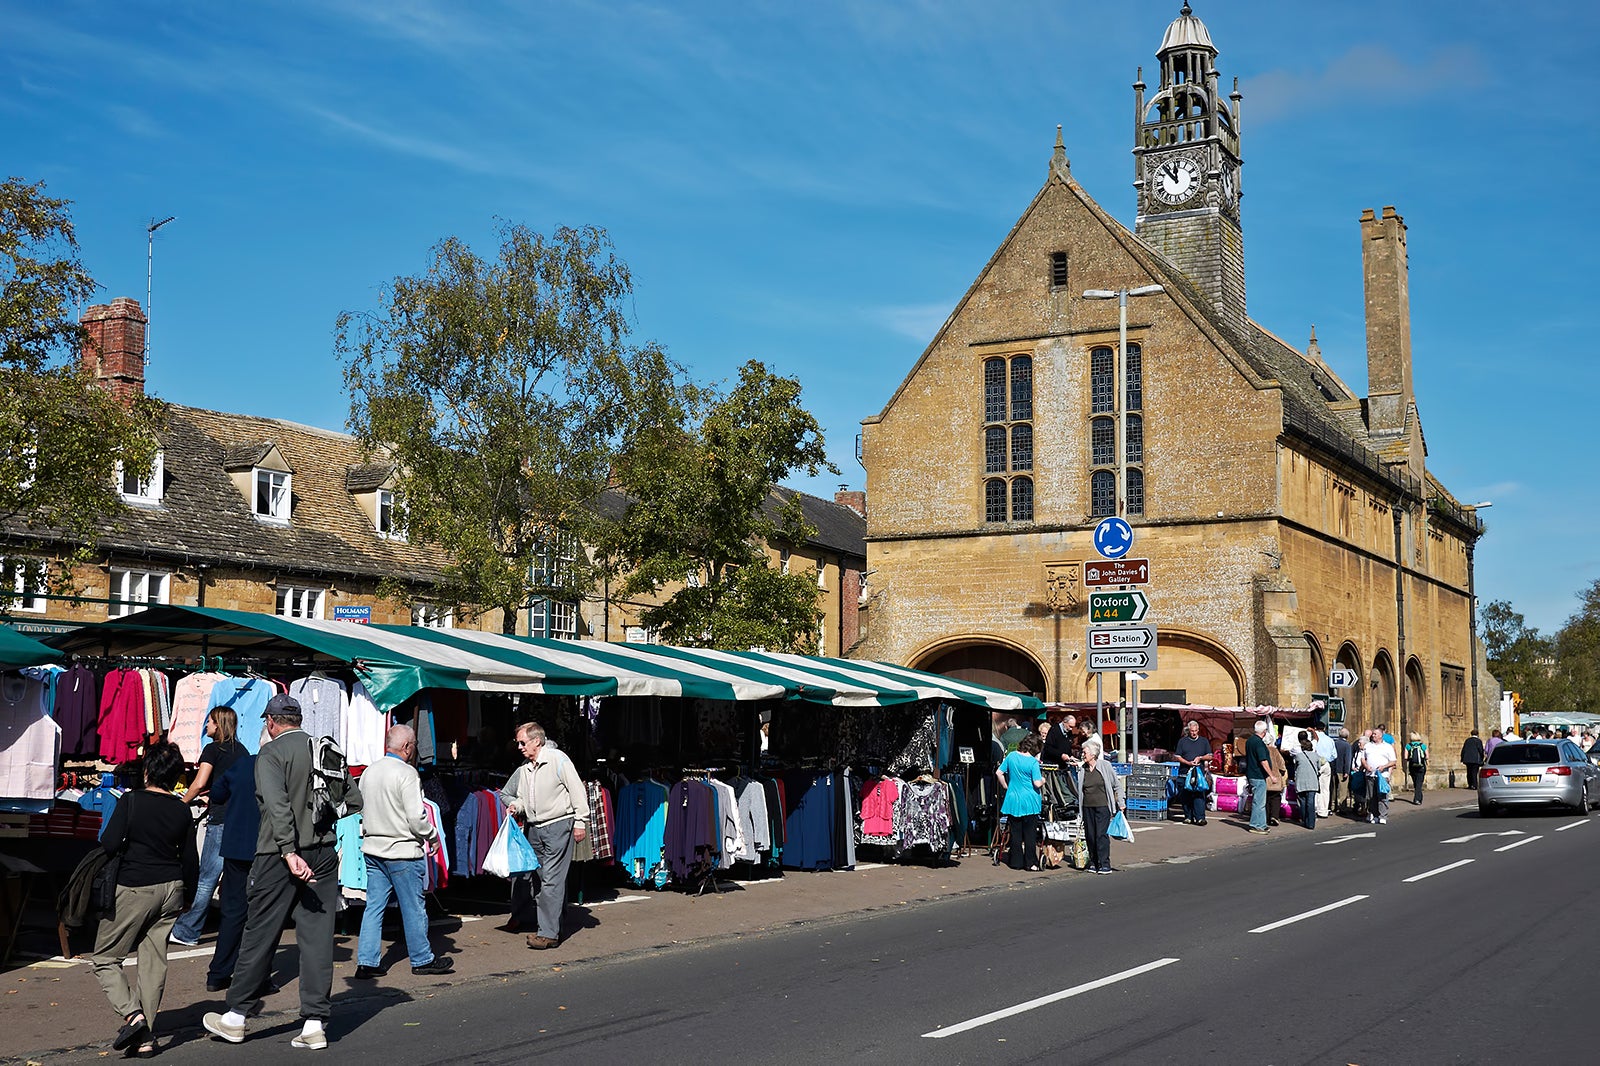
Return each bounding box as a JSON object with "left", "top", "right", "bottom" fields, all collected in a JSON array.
[{"left": 765, "top": 486, "right": 867, "bottom": 562}]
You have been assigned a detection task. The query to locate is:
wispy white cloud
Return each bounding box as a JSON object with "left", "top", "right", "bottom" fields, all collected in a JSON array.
[
  {"left": 867, "top": 302, "right": 953, "bottom": 342},
  {"left": 1244, "top": 44, "right": 1489, "bottom": 124},
  {"left": 1465, "top": 481, "right": 1521, "bottom": 502}
]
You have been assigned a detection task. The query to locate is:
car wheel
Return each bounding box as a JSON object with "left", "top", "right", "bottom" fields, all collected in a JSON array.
[{"left": 1479, "top": 803, "right": 1496, "bottom": 818}]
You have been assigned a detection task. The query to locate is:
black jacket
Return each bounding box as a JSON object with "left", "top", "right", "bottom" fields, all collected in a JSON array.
[{"left": 1460, "top": 736, "right": 1486, "bottom": 765}]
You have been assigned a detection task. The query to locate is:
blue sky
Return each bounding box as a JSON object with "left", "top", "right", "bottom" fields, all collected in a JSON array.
[{"left": 5, "top": 1, "right": 1596, "bottom": 634}]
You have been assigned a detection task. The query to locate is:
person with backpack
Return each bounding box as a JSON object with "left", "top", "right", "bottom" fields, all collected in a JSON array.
[
  {"left": 89, "top": 742, "right": 198, "bottom": 1058},
  {"left": 203, "top": 694, "right": 361, "bottom": 1050},
  {"left": 1405, "top": 732, "right": 1429, "bottom": 805}
]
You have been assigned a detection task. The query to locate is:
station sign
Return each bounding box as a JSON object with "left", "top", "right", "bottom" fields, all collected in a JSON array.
[
  {"left": 1088, "top": 624, "right": 1156, "bottom": 652},
  {"left": 1088, "top": 590, "right": 1149, "bottom": 623},
  {"left": 1084, "top": 558, "right": 1151, "bottom": 587}
]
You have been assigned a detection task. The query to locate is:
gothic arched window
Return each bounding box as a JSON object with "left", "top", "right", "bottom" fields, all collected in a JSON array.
[
  {"left": 985, "top": 478, "right": 1008, "bottom": 524},
  {"left": 1091, "top": 470, "right": 1115, "bottom": 517},
  {"left": 1126, "top": 468, "right": 1145, "bottom": 517},
  {"left": 1091, "top": 347, "right": 1114, "bottom": 414},
  {"left": 1011, "top": 477, "right": 1034, "bottom": 521}
]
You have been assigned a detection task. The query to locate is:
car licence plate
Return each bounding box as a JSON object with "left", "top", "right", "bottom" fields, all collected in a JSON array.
[{"left": 1509, "top": 775, "right": 1540, "bottom": 783}]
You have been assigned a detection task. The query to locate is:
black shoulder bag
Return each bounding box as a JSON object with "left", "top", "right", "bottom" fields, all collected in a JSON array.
[{"left": 89, "top": 791, "right": 134, "bottom": 917}]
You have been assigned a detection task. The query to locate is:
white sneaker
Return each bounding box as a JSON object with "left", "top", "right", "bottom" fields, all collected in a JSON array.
[
  {"left": 169, "top": 933, "right": 199, "bottom": 947},
  {"left": 1379, "top": 817, "right": 1388, "bottom": 824},
  {"left": 202, "top": 1012, "right": 245, "bottom": 1044},
  {"left": 292, "top": 1030, "right": 328, "bottom": 1050}
]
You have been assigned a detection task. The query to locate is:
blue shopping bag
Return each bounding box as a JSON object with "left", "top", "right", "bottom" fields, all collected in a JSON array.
[{"left": 1108, "top": 811, "right": 1133, "bottom": 841}]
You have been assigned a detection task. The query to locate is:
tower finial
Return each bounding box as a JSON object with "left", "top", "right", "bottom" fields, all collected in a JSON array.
[
  {"left": 1181, "top": 2, "right": 1193, "bottom": 15},
  {"left": 1051, "top": 124, "right": 1069, "bottom": 176}
]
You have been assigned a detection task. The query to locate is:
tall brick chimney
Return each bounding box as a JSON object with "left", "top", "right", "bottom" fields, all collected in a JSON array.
[
  {"left": 1360, "top": 207, "right": 1413, "bottom": 438},
  {"left": 834, "top": 484, "right": 866, "bottom": 518},
  {"left": 80, "top": 297, "right": 147, "bottom": 403}
]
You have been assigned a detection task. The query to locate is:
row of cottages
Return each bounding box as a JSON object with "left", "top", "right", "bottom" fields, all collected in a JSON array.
[
  {"left": 854, "top": 5, "right": 1494, "bottom": 774},
  {"left": 1, "top": 296, "right": 866, "bottom": 655}
]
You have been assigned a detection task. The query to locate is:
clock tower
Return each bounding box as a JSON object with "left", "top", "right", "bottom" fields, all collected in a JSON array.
[{"left": 1134, "top": 4, "right": 1246, "bottom": 333}]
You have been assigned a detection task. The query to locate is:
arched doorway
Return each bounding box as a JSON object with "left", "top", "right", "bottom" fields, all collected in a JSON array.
[
  {"left": 1405, "top": 657, "right": 1428, "bottom": 740},
  {"left": 1336, "top": 642, "right": 1364, "bottom": 731},
  {"left": 1371, "top": 651, "right": 1397, "bottom": 735},
  {"left": 917, "top": 641, "right": 1046, "bottom": 699}
]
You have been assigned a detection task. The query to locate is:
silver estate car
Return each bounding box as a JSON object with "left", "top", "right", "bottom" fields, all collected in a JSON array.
[{"left": 1479, "top": 740, "right": 1600, "bottom": 816}]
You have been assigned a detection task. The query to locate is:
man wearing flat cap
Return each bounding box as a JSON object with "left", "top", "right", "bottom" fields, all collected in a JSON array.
[{"left": 204, "top": 693, "right": 361, "bottom": 1050}]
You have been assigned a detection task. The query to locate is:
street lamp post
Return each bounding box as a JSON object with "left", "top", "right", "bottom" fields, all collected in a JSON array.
[
  {"left": 1083, "top": 283, "right": 1163, "bottom": 755},
  {"left": 1082, "top": 284, "right": 1163, "bottom": 516},
  {"left": 1463, "top": 501, "right": 1492, "bottom": 734}
]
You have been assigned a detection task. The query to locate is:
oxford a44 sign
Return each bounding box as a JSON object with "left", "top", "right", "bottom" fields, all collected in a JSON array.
[{"left": 1087, "top": 590, "right": 1150, "bottom": 623}]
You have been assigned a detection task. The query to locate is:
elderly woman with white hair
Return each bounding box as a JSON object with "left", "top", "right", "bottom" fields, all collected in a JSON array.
[{"left": 1078, "top": 738, "right": 1125, "bottom": 874}]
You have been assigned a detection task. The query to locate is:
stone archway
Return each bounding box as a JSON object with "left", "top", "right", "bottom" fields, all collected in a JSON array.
[
  {"left": 1304, "top": 632, "right": 1327, "bottom": 696},
  {"left": 1405, "top": 656, "right": 1428, "bottom": 741},
  {"left": 1372, "top": 650, "right": 1397, "bottom": 735},
  {"left": 915, "top": 639, "right": 1047, "bottom": 700},
  {"left": 1079, "top": 628, "right": 1244, "bottom": 706},
  {"left": 1336, "top": 642, "right": 1365, "bottom": 731}
]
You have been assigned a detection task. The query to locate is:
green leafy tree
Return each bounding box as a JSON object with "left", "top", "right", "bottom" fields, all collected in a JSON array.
[
  {"left": 1, "top": 178, "right": 162, "bottom": 605},
  {"left": 603, "top": 359, "right": 836, "bottom": 651},
  {"left": 338, "top": 222, "right": 675, "bottom": 633},
  {"left": 1552, "top": 580, "right": 1600, "bottom": 712}
]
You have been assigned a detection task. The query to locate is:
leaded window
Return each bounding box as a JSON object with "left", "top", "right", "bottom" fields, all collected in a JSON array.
[
  {"left": 1125, "top": 344, "right": 1143, "bottom": 412},
  {"left": 985, "top": 426, "right": 1007, "bottom": 474},
  {"left": 1126, "top": 468, "right": 1145, "bottom": 516},
  {"left": 984, "top": 359, "right": 1007, "bottom": 423},
  {"left": 1091, "top": 347, "right": 1114, "bottom": 413},
  {"left": 1011, "top": 477, "right": 1034, "bottom": 521},
  {"left": 1091, "top": 470, "right": 1115, "bottom": 517},
  {"left": 1010, "top": 357, "right": 1033, "bottom": 421},
  {"left": 1010, "top": 425, "right": 1033, "bottom": 472},
  {"left": 1126, "top": 414, "right": 1143, "bottom": 465},
  {"left": 985, "top": 479, "right": 1008, "bottom": 523},
  {"left": 1092, "top": 417, "right": 1114, "bottom": 467}
]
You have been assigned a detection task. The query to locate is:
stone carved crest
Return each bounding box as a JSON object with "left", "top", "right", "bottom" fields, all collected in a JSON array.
[{"left": 1045, "top": 561, "right": 1082, "bottom": 611}]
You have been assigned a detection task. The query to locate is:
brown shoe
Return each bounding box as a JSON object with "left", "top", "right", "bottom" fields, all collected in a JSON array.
[{"left": 526, "top": 935, "right": 559, "bottom": 950}]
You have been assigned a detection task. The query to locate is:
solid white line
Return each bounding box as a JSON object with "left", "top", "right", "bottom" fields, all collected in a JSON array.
[
  {"left": 1248, "top": 894, "right": 1369, "bottom": 934},
  {"left": 1495, "top": 836, "right": 1541, "bottom": 852},
  {"left": 854, "top": 862, "right": 891, "bottom": 871},
  {"left": 1402, "top": 859, "right": 1474, "bottom": 883},
  {"left": 1555, "top": 819, "right": 1590, "bottom": 832},
  {"left": 922, "top": 957, "right": 1180, "bottom": 1038},
  {"left": 582, "top": 895, "right": 650, "bottom": 907},
  {"left": 1442, "top": 804, "right": 1475, "bottom": 811}
]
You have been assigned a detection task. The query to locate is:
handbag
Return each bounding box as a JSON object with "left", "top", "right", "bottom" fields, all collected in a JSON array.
[
  {"left": 482, "top": 817, "right": 540, "bottom": 878},
  {"left": 1108, "top": 810, "right": 1133, "bottom": 841},
  {"left": 89, "top": 791, "right": 134, "bottom": 917}
]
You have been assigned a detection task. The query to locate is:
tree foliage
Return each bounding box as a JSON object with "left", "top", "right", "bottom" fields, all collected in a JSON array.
[
  {"left": 1, "top": 178, "right": 162, "bottom": 602},
  {"left": 338, "top": 222, "right": 674, "bottom": 632},
  {"left": 1483, "top": 580, "right": 1600, "bottom": 712},
  {"left": 603, "top": 359, "right": 836, "bottom": 651}
]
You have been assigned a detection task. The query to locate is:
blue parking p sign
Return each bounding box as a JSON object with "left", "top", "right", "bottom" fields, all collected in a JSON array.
[{"left": 1093, "top": 516, "right": 1134, "bottom": 559}]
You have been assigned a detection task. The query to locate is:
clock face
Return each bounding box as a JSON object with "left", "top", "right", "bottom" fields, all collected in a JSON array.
[{"left": 1151, "top": 157, "right": 1201, "bottom": 205}]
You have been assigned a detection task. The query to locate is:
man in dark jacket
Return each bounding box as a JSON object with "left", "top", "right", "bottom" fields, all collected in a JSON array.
[
  {"left": 1331, "top": 728, "right": 1355, "bottom": 813},
  {"left": 204, "top": 695, "right": 360, "bottom": 1050},
  {"left": 203, "top": 753, "right": 269, "bottom": 993},
  {"left": 1459, "top": 730, "right": 1486, "bottom": 789}
]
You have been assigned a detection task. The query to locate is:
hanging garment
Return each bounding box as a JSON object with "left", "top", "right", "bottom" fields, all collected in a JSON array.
[
  {"left": 205, "top": 677, "right": 277, "bottom": 754},
  {"left": 706, "top": 778, "right": 746, "bottom": 870},
  {"left": 97, "top": 668, "right": 148, "bottom": 763},
  {"left": 583, "top": 780, "right": 614, "bottom": 861},
  {"left": 169, "top": 672, "right": 224, "bottom": 763},
  {"left": 289, "top": 675, "right": 349, "bottom": 746},
  {"left": 897, "top": 780, "right": 952, "bottom": 852},
  {"left": 859, "top": 777, "right": 900, "bottom": 844},
  {"left": 54, "top": 665, "right": 100, "bottom": 758},
  {"left": 782, "top": 771, "right": 837, "bottom": 872},
  {"left": 615, "top": 779, "right": 668, "bottom": 886},
  {"left": 664, "top": 779, "right": 718, "bottom": 880},
  {"left": 422, "top": 799, "right": 448, "bottom": 890},
  {"left": 0, "top": 672, "right": 61, "bottom": 801},
  {"left": 732, "top": 778, "right": 772, "bottom": 861},
  {"left": 343, "top": 682, "right": 387, "bottom": 766}
]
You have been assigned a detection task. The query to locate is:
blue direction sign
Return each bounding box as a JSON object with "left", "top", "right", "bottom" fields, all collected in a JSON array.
[{"left": 1093, "top": 516, "right": 1134, "bottom": 559}]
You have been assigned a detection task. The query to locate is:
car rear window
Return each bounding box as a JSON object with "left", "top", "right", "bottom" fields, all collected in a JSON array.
[{"left": 1488, "top": 743, "right": 1561, "bottom": 765}]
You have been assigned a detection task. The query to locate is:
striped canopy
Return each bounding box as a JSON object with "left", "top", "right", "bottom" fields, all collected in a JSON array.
[{"left": 44, "top": 606, "right": 1039, "bottom": 713}]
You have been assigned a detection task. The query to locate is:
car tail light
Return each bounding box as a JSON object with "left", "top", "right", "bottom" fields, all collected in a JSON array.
[
  {"left": 1480, "top": 768, "right": 1499, "bottom": 779},
  {"left": 1547, "top": 766, "right": 1573, "bottom": 776}
]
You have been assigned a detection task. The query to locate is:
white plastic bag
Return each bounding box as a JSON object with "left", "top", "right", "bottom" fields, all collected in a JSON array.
[{"left": 482, "top": 818, "right": 540, "bottom": 878}]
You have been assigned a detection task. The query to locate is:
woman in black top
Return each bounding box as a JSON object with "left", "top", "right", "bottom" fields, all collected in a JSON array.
[
  {"left": 91, "top": 743, "right": 199, "bottom": 1057},
  {"left": 171, "top": 708, "right": 243, "bottom": 945}
]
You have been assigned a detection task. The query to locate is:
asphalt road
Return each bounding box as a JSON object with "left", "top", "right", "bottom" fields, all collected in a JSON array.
[{"left": 40, "top": 801, "right": 1597, "bottom": 1065}]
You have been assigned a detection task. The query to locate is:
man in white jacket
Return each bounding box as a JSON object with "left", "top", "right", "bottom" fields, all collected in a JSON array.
[{"left": 354, "top": 725, "right": 453, "bottom": 978}]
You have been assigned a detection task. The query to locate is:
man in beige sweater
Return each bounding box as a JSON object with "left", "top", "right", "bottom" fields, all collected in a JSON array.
[{"left": 353, "top": 724, "right": 453, "bottom": 979}]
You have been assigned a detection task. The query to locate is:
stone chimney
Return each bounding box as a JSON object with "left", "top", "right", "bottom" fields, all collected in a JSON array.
[
  {"left": 1360, "top": 207, "right": 1414, "bottom": 432},
  {"left": 834, "top": 484, "right": 866, "bottom": 518},
  {"left": 81, "top": 297, "right": 147, "bottom": 403}
]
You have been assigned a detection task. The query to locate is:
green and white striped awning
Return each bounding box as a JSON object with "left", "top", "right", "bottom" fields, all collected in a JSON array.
[{"left": 44, "top": 606, "right": 1039, "bottom": 713}]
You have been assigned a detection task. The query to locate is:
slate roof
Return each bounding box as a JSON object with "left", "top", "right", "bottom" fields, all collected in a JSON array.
[
  {"left": 344, "top": 462, "right": 396, "bottom": 494},
  {"left": 594, "top": 486, "right": 866, "bottom": 564},
  {"left": 6, "top": 403, "right": 448, "bottom": 585}
]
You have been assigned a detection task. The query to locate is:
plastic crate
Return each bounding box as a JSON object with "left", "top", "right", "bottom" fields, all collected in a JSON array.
[
  {"left": 1129, "top": 762, "right": 1178, "bottom": 778},
  {"left": 1126, "top": 786, "right": 1168, "bottom": 800},
  {"left": 1125, "top": 796, "right": 1167, "bottom": 811},
  {"left": 1126, "top": 807, "right": 1167, "bottom": 822}
]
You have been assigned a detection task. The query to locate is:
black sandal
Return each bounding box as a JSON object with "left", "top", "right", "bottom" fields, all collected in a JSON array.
[{"left": 113, "top": 1013, "right": 149, "bottom": 1051}]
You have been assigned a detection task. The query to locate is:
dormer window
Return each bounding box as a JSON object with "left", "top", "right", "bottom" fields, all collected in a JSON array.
[
  {"left": 255, "top": 468, "right": 291, "bottom": 523},
  {"left": 376, "top": 488, "right": 406, "bottom": 541},
  {"left": 117, "top": 451, "right": 164, "bottom": 504}
]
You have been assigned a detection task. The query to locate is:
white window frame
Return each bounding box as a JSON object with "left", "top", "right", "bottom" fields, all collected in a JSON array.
[
  {"left": 109, "top": 568, "right": 169, "bottom": 618},
  {"left": 816, "top": 562, "right": 827, "bottom": 590},
  {"left": 116, "top": 451, "right": 165, "bottom": 504},
  {"left": 530, "top": 597, "right": 578, "bottom": 639},
  {"left": 2, "top": 557, "right": 48, "bottom": 613},
  {"left": 412, "top": 604, "right": 453, "bottom": 629},
  {"left": 254, "top": 468, "right": 292, "bottom": 523},
  {"left": 779, "top": 549, "right": 791, "bottom": 575},
  {"left": 275, "top": 585, "right": 325, "bottom": 619},
  {"left": 376, "top": 488, "right": 406, "bottom": 541}
]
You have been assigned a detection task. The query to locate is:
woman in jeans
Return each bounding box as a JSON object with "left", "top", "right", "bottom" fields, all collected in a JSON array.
[
  {"left": 171, "top": 707, "right": 244, "bottom": 946},
  {"left": 91, "top": 742, "right": 199, "bottom": 1057},
  {"left": 1079, "top": 738, "right": 1125, "bottom": 874}
]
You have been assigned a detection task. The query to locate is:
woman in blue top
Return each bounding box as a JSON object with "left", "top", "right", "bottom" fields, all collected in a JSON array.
[{"left": 997, "top": 733, "right": 1045, "bottom": 871}]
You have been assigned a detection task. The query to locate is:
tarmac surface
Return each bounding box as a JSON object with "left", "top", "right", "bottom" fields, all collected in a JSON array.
[{"left": 2, "top": 791, "right": 1466, "bottom": 1063}]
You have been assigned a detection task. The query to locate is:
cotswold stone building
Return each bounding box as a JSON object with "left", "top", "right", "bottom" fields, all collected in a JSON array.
[{"left": 856, "top": 6, "right": 1489, "bottom": 758}]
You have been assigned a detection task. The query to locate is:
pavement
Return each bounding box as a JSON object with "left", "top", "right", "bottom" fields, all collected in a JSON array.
[{"left": 1, "top": 790, "right": 1455, "bottom": 1063}]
